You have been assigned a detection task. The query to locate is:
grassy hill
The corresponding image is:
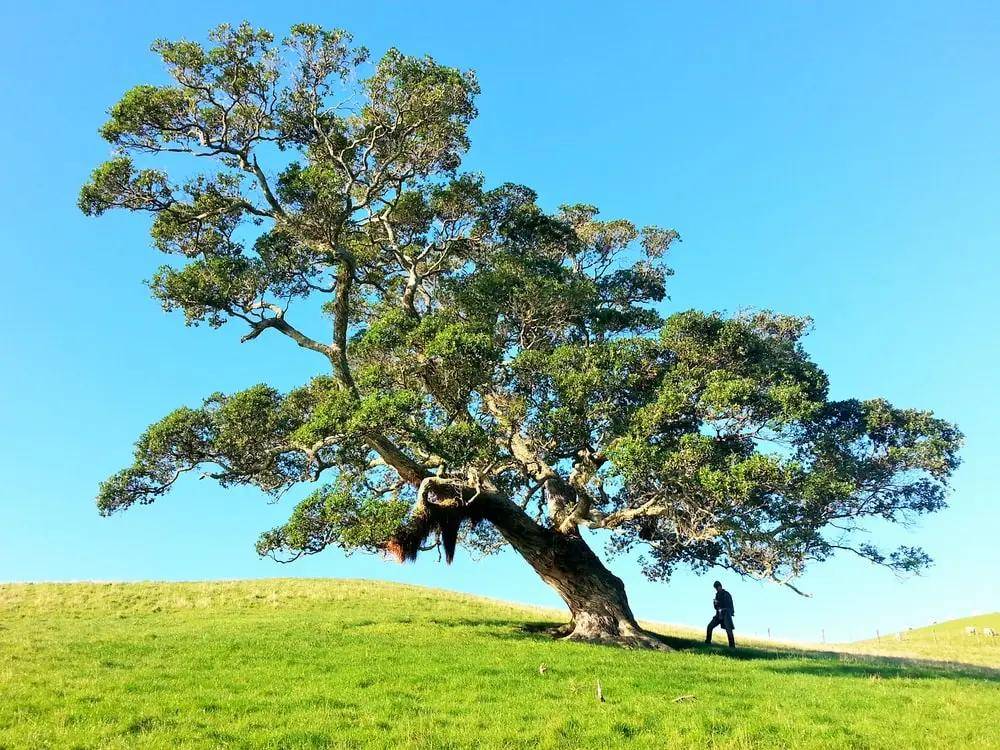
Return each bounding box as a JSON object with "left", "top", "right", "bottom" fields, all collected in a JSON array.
[
  {"left": 1, "top": 579, "right": 997, "bottom": 749},
  {"left": 847, "top": 612, "right": 1000, "bottom": 668}
]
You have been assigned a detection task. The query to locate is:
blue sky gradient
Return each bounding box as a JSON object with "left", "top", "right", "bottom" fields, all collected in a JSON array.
[{"left": 1, "top": 0, "right": 998, "bottom": 641}]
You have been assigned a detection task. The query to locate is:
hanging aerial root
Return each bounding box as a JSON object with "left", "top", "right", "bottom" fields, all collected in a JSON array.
[{"left": 384, "top": 495, "right": 488, "bottom": 564}]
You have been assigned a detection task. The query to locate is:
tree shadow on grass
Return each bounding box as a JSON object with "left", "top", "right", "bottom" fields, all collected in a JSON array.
[
  {"left": 481, "top": 619, "right": 1000, "bottom": 683},
  {"left": 687, "top": 641, "right": 1000, "bottom": 682}
]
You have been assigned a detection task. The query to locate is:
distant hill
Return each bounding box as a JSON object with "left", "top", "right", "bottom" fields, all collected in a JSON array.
[
  {"left": 0, "top": 579, "right": 997, "bottom": 749},
  {"left": 849, "top": 612, "right": 1000, "bottom": 668}
]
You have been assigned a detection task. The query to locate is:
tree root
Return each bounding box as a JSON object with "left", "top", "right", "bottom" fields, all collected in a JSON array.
[
  {"left": 543, "top": 622, "right": 576, "bottom": 638},
  {"left": 555, "top": 622, "right": 673, "bottom": 651}
]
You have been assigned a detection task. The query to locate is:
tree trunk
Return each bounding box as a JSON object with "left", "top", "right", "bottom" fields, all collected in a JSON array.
[{"left": 480, "top": 493, "right": 670, "bottom": 650}]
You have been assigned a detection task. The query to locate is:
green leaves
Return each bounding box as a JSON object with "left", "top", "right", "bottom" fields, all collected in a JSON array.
[
  {"left": 510, "top": 338, "right": 666, "bottom": 453},
  {"left": 149, "top": 256, "right": 261, "bottom": 327},
  {"left": 657, "top": 310, "right": 828, "bottom": 426},
  {"left": 149, "top": 176, "right": 249, "bottom": 257},
  {"left": 278, "top": 25, "right": 367, "bottom": 146},
  {"left": 352, "top": 309, "right": 499, "bottom": 427},
  {"left": 78, "top": 157, "right": 172, "bottom": 215},
  {"left": 602, "top": 312, "right": 962, "bottom": 583},
  {"left": 275, "top": 162, "right": 350, "bottom": 225},
  {"left": 84, "top": 22, "right": 962, "bottom": 588},
  {"left": 801, "top": 398, "right": 962, "bottom": 513},
  {"left": 641, "top": 227, "right": 681, "bottom": 259},
  {"left": 96, "top": 381, "right": 358, "bottom": 515},
  {"left": 255, "top": 482, "right": 410, "bottom": 560},
  {"left": 362, "top": 48, "right": 479, "bottom": 177},
  {"left": 99, "top": 85, "right": 195, "bottom": 151},
  {"left": 142, "top": 23, "right": 278, "bottom": 154},
  {"left": 97, "top": 407, "right": 214, "bottom": 515}
]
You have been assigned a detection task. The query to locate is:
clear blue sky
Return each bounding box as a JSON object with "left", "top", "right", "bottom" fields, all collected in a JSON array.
[{"left": 2, "top": 0, "right": 998, "bottom": 642}]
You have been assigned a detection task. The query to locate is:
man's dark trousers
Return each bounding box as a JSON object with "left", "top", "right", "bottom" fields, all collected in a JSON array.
[{"left": 706, "top": 610, "right": 735, "bottom": 647}]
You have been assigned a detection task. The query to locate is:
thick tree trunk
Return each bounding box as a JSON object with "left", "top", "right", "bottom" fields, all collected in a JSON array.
[{"left": 480, "top": 493, "right": 669, "bottom": 650}]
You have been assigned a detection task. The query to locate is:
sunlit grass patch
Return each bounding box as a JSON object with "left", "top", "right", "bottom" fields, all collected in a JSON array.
[{"left": 1, "top": 579, "right": 996, "bottom": 749}]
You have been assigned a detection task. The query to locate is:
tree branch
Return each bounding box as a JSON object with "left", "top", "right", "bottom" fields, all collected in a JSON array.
[{"left": 238, "top": 309, "right": 336, "bottom": 361}]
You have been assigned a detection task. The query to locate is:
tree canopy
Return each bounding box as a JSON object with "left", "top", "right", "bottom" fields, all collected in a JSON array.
[{"left": 81, "top": 23, "right": 961, "bottom": 641}]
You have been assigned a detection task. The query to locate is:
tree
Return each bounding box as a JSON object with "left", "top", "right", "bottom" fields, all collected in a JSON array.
[{"left": 81, "top": 22, "right": 962, "bottom": 648}]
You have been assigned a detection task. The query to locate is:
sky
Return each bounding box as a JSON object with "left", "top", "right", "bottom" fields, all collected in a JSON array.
[{"left": 1, "top": 0, "right": 998, "bottom": 643}]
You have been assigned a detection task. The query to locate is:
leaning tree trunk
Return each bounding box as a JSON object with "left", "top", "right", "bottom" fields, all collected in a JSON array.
[{"left": 480, "top": 493, "right": 669, "bottom": 650}]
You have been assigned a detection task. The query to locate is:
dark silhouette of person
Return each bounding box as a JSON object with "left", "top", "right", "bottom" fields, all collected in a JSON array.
[{"left": 706, "top": 580, "right": 736, "bottom": 648}]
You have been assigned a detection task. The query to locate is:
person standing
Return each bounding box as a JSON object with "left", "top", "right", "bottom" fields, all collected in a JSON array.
[{"left": 706, "top": 580, "right": 736, "bottom": 648}]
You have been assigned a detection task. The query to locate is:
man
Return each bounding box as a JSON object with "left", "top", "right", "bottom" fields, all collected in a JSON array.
[{"left": 706, "top": 580, "right": 736, "bottom": 648}]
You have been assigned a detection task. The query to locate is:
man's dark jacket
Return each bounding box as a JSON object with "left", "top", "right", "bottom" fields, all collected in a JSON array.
[{"left": 714, "top": 589, "right": 735, "bottom": 615}]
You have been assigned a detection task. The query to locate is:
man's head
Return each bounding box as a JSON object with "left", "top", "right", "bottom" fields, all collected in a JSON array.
[{"left": 713, "top": 580, "right": 723, "bottom": 591}]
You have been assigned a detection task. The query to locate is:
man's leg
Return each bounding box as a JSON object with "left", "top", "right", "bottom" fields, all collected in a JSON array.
[
  {"left": 723, "top": 612, "right": 736, "bottom": 648},
  {"left": 706, "top": 615, "right": 721, "bottom": 644}
]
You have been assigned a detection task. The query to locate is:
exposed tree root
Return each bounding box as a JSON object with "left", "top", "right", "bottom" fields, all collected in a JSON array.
[{"left": 557, "top": 621, "right": 673, "bottom": 651}]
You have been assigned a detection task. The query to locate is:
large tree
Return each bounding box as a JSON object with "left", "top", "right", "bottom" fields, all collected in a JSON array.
[{"left": 81, "top": 23, "right": 961, "bottom": 648}]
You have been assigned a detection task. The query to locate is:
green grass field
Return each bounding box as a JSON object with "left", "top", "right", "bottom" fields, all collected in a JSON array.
[
  {"left": 846, "top": 612, "right": 1000, "bottom": 668},
  {"left": 1, "top": 579, "right": 997, "bottom": 749}
]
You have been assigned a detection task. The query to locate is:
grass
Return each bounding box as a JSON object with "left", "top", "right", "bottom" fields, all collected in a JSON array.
[
  {"left": 846, "top": 612, "right": 1000, "bottom": 668},
  {"left": 0, "top": 579, "right": 997, "bottom": 749}
]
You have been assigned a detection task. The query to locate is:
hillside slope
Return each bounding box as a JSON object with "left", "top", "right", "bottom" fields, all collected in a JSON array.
[
  {"left": 1, "top": 579, "right": 997, "bottom": 749},
  {"left": 848, "top": 612, "right": 1000, "bottom": 668}
]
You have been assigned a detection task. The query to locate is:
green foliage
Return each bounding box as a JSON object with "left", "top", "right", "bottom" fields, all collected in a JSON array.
[
  {"left": 603, "top": 312, "right": 961, "bottom": 582},
  {"left": 78, "top": 157, "right": 172, "bottom": 215},
  {"left": 148, "top": 256, "right": 262, "bottom": 326},
  {"left": 288, "top": 386, "right": 360, "bottom": 447},
  {"left": 96, "top": 407, "right": 213, "bottom": 515},
  {"left": 98, "top": 84, "right": 196, "bottom": 150},
  {"left": 256, "top": 484, "right": 411, "bottom": 559},
  {"left": 82, "top": 22, "right": 960, "bottom": 591},
  {"left": 98, "top": 380, "right": 369, "bottom": 515},
  {"left": 100, "top": 23, "right": 280, "bottom": 154},
  {"left": 509, "top": 339, "right": 666, "bottom": 454},
  {"left": 363, "top": 48, "right": 479, "bottom": 176},
  {"left": 148, "top": 175, "right": 248, "bottom": 257}
]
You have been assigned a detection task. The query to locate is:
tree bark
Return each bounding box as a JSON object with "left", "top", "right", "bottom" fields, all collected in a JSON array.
[{"left": 479, "top": 492, "right": 670, "bottom": 650}]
